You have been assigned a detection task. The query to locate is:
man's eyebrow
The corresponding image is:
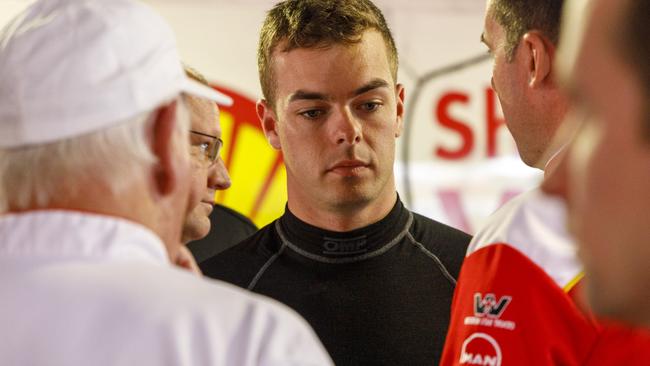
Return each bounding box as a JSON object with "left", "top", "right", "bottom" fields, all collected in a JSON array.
[
  {"left": 353, "top": 79, "right": 390, "bottom": 96},
  {"left": 287, "top": 79, "right": 390, "bottom": 103},
  {"left": 190, "top": 130, "right": 218, "bottom": 139},
  {"left": 288, "top": 90, "right": 330, "bottom": 103}
]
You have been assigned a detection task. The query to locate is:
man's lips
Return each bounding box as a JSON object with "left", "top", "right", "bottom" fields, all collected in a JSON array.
[
  {"left": 200, "top": 200, "right": 214, "bottom": 212},
  {"left": 327, "top": 160, "right": 370, "bottom": 175}
]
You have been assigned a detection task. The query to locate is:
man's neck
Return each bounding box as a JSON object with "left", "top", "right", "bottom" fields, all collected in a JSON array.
[
  {"left": 287, "top": 190, "right": 398, "bottom": 232},
  {"left": 543, "top": 146, "right": 566, "bottom": 177},
  {"left": 541, "top": 119, "right": 579, "bottom": 176}
]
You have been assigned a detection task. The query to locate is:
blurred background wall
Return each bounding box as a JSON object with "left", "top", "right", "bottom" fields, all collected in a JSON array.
[{"left": 0, "top": 0, "right": 541, "bottom": 233}]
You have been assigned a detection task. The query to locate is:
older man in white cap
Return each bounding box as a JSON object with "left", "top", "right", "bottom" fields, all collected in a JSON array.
[{"left": 0, "top": 0, "right": 332, "bottom": 365}]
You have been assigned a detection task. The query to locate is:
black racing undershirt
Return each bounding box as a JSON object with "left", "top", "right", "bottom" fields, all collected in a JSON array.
[
  {"left": 276, "top": 198, "right": 410, "bottom": 262},
  {"left": 201, "top": 198, "right": 471, "bottom": 365}
]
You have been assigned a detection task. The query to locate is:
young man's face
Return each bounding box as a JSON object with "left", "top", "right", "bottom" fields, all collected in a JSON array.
[
  {"left": 182, "top": 96, "right": 231, "bottom": 243},
  {"left": 260, "top": 30, "right": 404, "bottom": 218},
  {"left": 544, "top": 0, "right": 650, "bottom": 325}
]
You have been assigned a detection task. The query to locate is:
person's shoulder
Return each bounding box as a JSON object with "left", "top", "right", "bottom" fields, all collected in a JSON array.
[
  {"left": 440, "top": 243, "right": 598, "bottom": 366},
  {"left": 409, "top": 210, "right": 472, "bottom": 250},
  {"left": 106, "top": 263, "right": 297, "bottom": 330},
  {"left": 469, "top": 189, "right": 568, "bottom": 251},
  {"left": 169, "top": 271, "right": 333, "bottom": 365},
  {"left": 151, "top": 266, "right": 287, "bottom": 315},
  {"left": 199, "top": 220, "right": 279, "bottom": 285},
  {"left": 467, "top": 188, "right": 581, "bottom": 289},
  {"left": 407, "top": 209, "right": 472, "bottom": 277},
  {"left": 104, "top": 264, "right": 332, "bottom": 365},
  {"left": 4, "top": 260, "right": 331, "bottom": 365}
]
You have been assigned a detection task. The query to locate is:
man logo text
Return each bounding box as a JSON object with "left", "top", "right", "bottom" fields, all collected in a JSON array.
[{"left": 460, "top": 333, "right": 502, "bottom": 366}]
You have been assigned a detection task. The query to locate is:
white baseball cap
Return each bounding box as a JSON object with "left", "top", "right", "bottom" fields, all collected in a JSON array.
[{"left": 0, "top": 0, "right": 233, "bottom": 148}]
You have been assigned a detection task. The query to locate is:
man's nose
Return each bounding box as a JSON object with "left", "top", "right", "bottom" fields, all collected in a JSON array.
[
  {"left": 331, "top": 108, "right": 362, "bottom": 145},
  {"left": 208, "top": 158, "right": 231, "bottom": 190}
]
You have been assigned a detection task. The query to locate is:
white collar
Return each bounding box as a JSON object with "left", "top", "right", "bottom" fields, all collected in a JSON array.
[{"left": 0, "top": 210, "right": 169, "bottom": 265}]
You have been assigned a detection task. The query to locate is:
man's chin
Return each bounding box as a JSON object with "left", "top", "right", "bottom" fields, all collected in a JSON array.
[
  {"left": 181, "top": 218, "right": 211, "bottom": 243},
  {"left": 326, "top": 190, "right": 375, "bottom": 211}
]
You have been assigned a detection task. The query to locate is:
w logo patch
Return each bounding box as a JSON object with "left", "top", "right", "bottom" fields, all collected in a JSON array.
[{"left": 473, "top": 293, "right": 511, "bottom": 318}]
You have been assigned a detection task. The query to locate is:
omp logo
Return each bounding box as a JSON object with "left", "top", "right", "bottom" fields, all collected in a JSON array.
[
  {"left": 474, "top": 293, "right": 511, "bottom": 318},
  {"left": 322, "top": 236, "right": 368, "bottom": 255},
  {"left": 460, "top": 333, "right": 502, "bottom": 366}
]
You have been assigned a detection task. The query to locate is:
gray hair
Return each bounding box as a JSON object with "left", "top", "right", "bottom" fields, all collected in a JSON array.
[{"left": 0, "top": 98, "right": 189, "bottom": 211}]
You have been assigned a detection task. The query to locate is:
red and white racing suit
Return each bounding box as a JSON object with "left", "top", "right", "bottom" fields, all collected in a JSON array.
[{"left": 440, "top": 189, "right": 650, "bottom": 365}]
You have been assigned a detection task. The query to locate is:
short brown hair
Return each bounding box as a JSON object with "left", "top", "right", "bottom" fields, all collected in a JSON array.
[
  {"left": 258, "top": 0, "right": 398, "bottom": 106},
  {"left": 491, "top": 0, "right": 564, "bottom": 60}
]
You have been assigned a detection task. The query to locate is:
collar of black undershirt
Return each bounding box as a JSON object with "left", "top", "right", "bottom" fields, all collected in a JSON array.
[{"left": 277, "top": 197, "right": 411, "bottom": 260}]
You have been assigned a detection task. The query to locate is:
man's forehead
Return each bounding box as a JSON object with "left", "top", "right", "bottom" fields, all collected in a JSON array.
[
  {"left": 188, "top": 96, "right": 220, "bottom": 132},
  {"left": 274, "top": 34, "right": 393, "bottom": 98}
]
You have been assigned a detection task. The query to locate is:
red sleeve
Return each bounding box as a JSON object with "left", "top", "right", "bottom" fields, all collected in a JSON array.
[
  {"left": 568, "top": 282, "right": 650, "bottom": 365},
  {"left": 439, "top": 244, "right": 598, "bottom": 366}
]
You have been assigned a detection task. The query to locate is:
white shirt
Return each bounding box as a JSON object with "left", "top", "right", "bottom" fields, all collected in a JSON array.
[
  {"left": 0, "top": 210, "right": 332, "bottom": 366},
  {"left": 467, "top": 188, "right": 582, "bottom": 289}
]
